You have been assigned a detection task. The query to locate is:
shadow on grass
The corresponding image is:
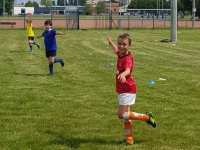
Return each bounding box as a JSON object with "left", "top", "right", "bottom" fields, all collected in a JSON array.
[
  {"left": 45, "top": 130, "right": 145, "bottom": 148},
  {"left": 10, "top": 51, "right": 30, "bottom": 53},
  {"left": 14, "top": 72, "right": 46, "bottom": 77}
]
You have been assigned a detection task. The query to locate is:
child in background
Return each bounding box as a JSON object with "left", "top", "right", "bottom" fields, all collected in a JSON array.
[
  {"left": 107, "top": 33, "right": 156, "bottom": 145},
  {"left": 37, "top": 19, "right": 65, "bottom": 75},
  {"left": 26, "top": 18, "right": 40, "bottom": 52}
]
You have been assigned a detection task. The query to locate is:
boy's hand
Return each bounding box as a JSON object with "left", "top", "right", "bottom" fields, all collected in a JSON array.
[
  {"left": 107, "top": 36, "right": 111, "bottom": 45},
  {"left": 117, "top": 74, "right": 126, "bottom": 83}
]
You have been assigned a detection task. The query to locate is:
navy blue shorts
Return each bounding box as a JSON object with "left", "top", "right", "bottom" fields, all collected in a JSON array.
[
  {"left": 28, "top": 36, "right": 34, "bottom": 40},
  {"left": 46, "top": 50, "right": 57, "bottom": 57}
]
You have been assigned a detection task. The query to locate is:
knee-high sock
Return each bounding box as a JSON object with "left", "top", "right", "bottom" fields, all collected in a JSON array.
[
  {"left": 30, "top": 46, "right": 33, "bottom": 52},
  {"left": 124, "top": 112, "right": 149, "bottom": 121},
  {"left": 33, "top": 42, "right": 38, "bottom": 45},
  {"left": 49, "top": 64, "right": 53, "bottom": 74},
  {"left": 54, "top": 58, "right": 61, "bottom": 63},
  {"left": 123, "top": 120, "right": 133, "bottom": 143}
]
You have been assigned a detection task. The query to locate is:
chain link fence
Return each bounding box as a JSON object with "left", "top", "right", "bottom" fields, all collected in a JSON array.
[{"left": 0, "top": 13, "right": 199, "bottom": 29}]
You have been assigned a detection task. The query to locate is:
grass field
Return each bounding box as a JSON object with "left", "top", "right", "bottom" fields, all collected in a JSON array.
[{"left": 0, "top": 28, "right": 200, "bottom": 150}]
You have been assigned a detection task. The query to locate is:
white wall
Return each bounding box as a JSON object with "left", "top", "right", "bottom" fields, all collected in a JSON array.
[{"left": 13, "top": 7, "right": 34, "bottom": 15}]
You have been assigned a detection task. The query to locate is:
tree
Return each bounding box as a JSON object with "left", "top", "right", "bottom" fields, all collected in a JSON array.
[
  {"left": 192, "top": 0, "right": 200, "bottom": 18},
  {"left": 69, "top": 0, "right": 74, "bottom": 5},
  {"left": 0, "top": 0, "right": 14, "bottom": 15},
  {"left": 74, "top": 0, "right": 86, "bottom": 6},
  {"left": 178, "top": 0, "right": 191, "bottom": 12},
  {"left": 127, "top": 0, "right": 137, "bottom": 9},
  {"left": 79, "top": 0, "right": 86, "bottom": 6},
  {"left": 96, "top": 1, "right": 106, "bottom": 15},
  {"left": 83, "top": 3, "right": 92, "bottom": 15},
  {"left": 33, "top": 1, "right": 39, "bottom": 7},
  {"left": 25, "top": 1, "right": 39, "bottom": 7},
  {"left": 25, "top": 1, "right": 34, "bottom": 7},
  {"left": 40, "top": 0, "right": 53, "bottom": 7},
  {"left": 128, "top": 0, "right": 169, "bottom": 9},
  {"left": 57, "top": 0, "right": 64, "bottom": 6}
]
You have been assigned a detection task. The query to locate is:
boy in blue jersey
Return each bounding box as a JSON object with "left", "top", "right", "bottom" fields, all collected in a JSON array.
[{"left": 37, "top": 19, "right": 65, "bottom": 75}]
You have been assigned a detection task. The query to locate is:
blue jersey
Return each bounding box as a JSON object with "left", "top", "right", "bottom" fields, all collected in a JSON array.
[{"left": 42, "top": 29, "right": 57, "bottom": 51}]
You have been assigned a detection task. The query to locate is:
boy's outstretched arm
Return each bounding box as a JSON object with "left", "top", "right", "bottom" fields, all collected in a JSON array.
[
  {"left": 36, "top": 35, "right": 43, "bottom": 39},
  {"left": 107, "top": 36, "right": 118, "bottom": 54},
  {"left": 56, "top": 31, "right": 65, "bottom": 35}
]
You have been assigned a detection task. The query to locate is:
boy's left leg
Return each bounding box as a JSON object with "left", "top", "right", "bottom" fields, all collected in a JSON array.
[
  {"left": 119, "top": 105, "right": 134, "bottom": 145},
  {"left": 124, "top": 119, "right": 134, "bottom": 145},
  {"left": 48, "top": 56, "right": 65, "bottom": 75},
  {"left": 33, "top": 41, "right": 40, "bottom": 49},
  {"left": 29, "top": 40, "right": 33, "bottom": 52},
  {"left": 48, "top": 57, "right": 54, "bottom": 75},
  {"left": 54, "top": 58, "right": 65, "bottom": 67},
  {"left": 124, "top": 112, "right": 156, "bottom": 128}
]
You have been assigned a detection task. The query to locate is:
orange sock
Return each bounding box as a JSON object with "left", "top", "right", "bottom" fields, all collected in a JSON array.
[
  {"left": 124, "top": 120, "right": 133, "bottom": 144},
  {"left": 129, "top": 112, "right": 149, "bottom": 121}
]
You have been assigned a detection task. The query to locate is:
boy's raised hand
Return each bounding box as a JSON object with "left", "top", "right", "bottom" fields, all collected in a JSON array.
[{"left": 107, "top": 36, "right": 111, "bottom": 45}]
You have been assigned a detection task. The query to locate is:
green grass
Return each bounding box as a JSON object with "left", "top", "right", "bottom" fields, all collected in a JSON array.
[{"left": 0, "top": 28, "right": 200, "bottom": 150}]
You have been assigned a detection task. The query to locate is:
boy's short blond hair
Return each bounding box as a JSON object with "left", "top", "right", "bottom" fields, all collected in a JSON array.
[{"left": 26, "top": 18, "right": 32, "bottom": 23}]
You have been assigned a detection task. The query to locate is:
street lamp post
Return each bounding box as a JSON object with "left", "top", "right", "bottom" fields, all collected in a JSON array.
[
  {"left": 3, "top": 0, "right": 5, "bottom": 19},
  {"left": 170, "top": 0, "right": 177, "bottom": 42},
  {"left": 192, "top": 0, "right": 195, "bottom": 28},
  {"left": 162, "top": 0, "right": 163, "bottom": 19},
  {"left": 157, "top": 0, "right": 158, "bottom": 18}
]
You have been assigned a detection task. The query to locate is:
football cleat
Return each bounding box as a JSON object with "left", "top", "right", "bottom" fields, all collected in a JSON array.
[
  {"left": 146, "top": 112, "right": 156, "bottom": 128},
  {"left": 60, "top": 58, "right": 64, "bottom": 67}
]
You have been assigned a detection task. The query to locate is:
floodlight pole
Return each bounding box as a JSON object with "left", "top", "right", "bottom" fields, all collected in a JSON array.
[
  {"left": 77, "top": 0, "right": 79, "bottom": 30},
  {"left": 192, "top": 0, "right": 195, "bottom": 28},
  {"left": 3, "top": 0, "right": 5, "bottom": 19},
  {"left": 109, "top": 0, "right": 111, "bottom": 29},
  {"left": 162, "top": 0, "right": 163, "bottom": 18},
  {"left": 170, "top": 0, "right": 177, "bottom": 42}
]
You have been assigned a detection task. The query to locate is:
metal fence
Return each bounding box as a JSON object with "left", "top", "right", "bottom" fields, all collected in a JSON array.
[{"left": 0, "top": 13, "right": 199, "bottom": 29}]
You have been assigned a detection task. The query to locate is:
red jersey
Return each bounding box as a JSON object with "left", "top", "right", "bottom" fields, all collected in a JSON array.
[{"left": 116, "top": 51, "right": 136, "bottom": 94}]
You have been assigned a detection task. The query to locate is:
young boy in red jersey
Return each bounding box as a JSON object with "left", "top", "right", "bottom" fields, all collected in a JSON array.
[{"left": 107, "top": 33, "right": 156, "bottom": 145}]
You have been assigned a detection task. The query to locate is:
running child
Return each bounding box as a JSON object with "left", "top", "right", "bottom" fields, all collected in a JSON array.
[
  {"left": 37, "top": 19, "right": 65, "bottom": 75},
  {"left": 107, "top": 33, "right": 156, "bottom": 145},
  {"left": 26, "top": 18, "right": 40, "bottom": 52}
]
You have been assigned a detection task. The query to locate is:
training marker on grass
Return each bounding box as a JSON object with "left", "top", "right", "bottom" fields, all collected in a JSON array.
[
  {"left": 108, "top": 62, "right": 114, "bottom": 66},
  {"left": 148, "top": 80, "right": 155, "bottom": 85},
  {"left": 159, "top": 78, "right": 166, "bottom": 81}
]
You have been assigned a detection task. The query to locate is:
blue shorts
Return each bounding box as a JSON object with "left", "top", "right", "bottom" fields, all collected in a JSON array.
[{"left": 46, "top": 50, "right": 57, "bottom": 57}]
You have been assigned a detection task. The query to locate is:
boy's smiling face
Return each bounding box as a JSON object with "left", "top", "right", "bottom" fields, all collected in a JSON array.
[
  {"left": 117, "top": 38, "right": 131, "bottom": 56},
  {"left": 45, "top": 24, "right": 51, "bottom": 30}
]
